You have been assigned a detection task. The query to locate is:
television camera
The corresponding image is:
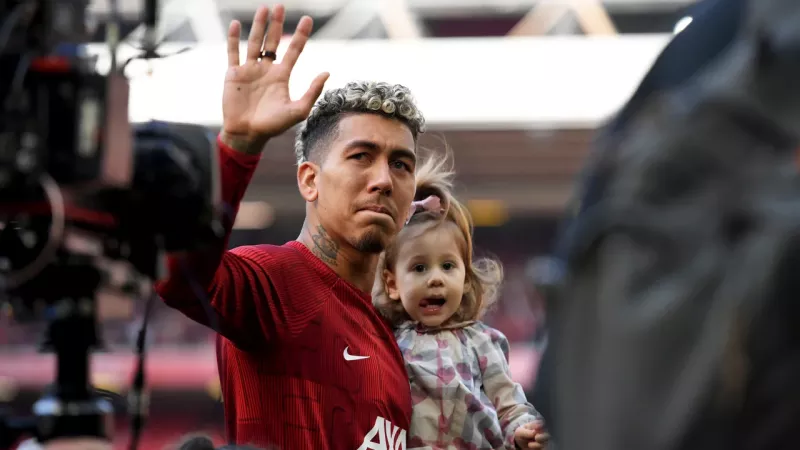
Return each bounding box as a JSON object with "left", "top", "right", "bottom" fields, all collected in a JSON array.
[{"left": 0, "top": 0, "right": 223, "bottom": 448}]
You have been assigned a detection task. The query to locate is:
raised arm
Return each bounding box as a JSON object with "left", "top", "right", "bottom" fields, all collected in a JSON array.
[
  {"left": 155, "top": 139, "right": 263, "bottom": 347},
  {"left": 154, "top": 4, "right": 328, "bottom": 349}
]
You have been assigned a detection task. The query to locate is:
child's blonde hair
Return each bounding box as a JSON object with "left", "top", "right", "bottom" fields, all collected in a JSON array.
[{"left": 372, "top": 148, "right": 503, "bottom": 326}]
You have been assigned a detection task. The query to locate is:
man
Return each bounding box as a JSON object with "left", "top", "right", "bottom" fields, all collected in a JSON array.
[{"left": 156, "top": 4, "right": 426, "bottom": 449}]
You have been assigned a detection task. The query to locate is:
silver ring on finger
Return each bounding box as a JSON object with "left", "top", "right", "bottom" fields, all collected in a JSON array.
[{"left": 259, "top": 50, "right": 277, "bottom": 61}]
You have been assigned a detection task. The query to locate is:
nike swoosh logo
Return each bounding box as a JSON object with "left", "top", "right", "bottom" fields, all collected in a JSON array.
[{"left": 343, "top": 346, "right": 370, "bottom": 361}]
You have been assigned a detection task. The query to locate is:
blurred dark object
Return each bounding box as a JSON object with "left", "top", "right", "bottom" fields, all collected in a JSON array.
[
  {"left": 558, "top": 0, "right": 747, "bottom": 259},
  {"left": 0, "top": 0, "right": 221, "bottom": 447},
  {"left": 539, "top": 0, "right": 747, "bottom": 439},
  {"left": 549, "top": 0, "right": 800, "bottom": 449},
  {"left": 525, "top": 256, "right": 564, "bottom": 305},
  {"left": 177, "top": 435, "right": 216, "bottom": 450},
  {"left": 176, "top": 434, "right": 266, "bottom": 450}
]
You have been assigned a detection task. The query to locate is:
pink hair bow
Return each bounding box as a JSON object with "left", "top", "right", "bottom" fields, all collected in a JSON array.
[{"left": 406, "top": 195, "right": 442, "bottom": 223}]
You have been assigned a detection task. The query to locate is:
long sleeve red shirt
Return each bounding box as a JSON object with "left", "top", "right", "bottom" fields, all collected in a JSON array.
[{"left": 155, "top": 137, "right": 412, "bottom": 450}]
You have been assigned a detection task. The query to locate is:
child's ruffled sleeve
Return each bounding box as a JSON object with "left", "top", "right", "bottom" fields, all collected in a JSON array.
[{"left": 474, "top": 324, "right": 543, "bottom": 449}]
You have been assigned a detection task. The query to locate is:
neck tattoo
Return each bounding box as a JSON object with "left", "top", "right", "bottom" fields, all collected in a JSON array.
[{"left": 311, "top": 224, "right": 339, "bottom": 266}]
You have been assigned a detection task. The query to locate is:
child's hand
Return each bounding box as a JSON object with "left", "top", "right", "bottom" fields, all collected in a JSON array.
[{"left": 514, "top": 420, "right": 550, "bottom": 449}]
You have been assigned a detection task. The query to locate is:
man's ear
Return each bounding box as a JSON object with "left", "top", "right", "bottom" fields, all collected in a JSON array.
[
  {"left": 297, "top": 161, "right": 319, "bottom": 202},
  {"left": 384, "top": 270, "right": 401, "bottom": 300}
]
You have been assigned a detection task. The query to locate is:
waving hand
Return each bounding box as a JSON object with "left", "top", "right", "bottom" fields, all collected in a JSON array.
[{"left": 221, "top": 5, "right": 329, "bottom": 154}]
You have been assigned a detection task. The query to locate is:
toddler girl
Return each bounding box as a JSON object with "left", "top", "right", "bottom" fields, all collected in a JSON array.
[{"left": 373, "top": 166, "right": 549, "bottom": 450}]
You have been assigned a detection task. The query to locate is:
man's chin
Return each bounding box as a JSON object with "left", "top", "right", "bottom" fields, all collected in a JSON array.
[{"left": 352, "top": 226, "right": 391, "bottom": 254}]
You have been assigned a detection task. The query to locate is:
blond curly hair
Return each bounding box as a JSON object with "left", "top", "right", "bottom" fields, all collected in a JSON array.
[
  {"left": 294, "top": 81, "right": 426, "bottom": 164},
  {"left": 372, "top": 147, "right": 503, "bottom": 327}
]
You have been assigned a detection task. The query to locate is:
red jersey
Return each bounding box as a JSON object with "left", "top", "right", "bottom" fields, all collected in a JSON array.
[{"left": 155, "top": 137, "right": 412, "bottom": 450}]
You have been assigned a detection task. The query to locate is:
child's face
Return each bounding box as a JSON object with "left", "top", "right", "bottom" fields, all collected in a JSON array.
[{"left": 385, "top": 223, "right": 467, "bottom": 327}]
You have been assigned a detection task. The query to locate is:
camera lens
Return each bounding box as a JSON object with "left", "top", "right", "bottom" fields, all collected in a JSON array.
[{"left": 125, "top": 121, "right": 223, "bottom": 253}]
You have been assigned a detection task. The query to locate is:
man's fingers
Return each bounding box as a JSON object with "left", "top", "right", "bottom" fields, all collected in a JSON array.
[
  {"left": 535, "top": 433, "right": 551, "bottom": 443},
  {"left": 295, "top": 72, "right": 329, "bottom": 116},
  {"left": 517, "top": 428, "right": 538, "bottom": 439},
  {"left": 282, "top": 15, "right": 313, "bottom": 70},
  {"left": 227, "top": 20, "right": 241, "bottom": 67},
  {"left": 247, "top": 6, "right": 270, "bottom": 61},
  {"left": 262, "top": 4, "right": 285, "bottom": 53},
  {"left": 528, "top": 442, "right": 543, "bottom": 449}
]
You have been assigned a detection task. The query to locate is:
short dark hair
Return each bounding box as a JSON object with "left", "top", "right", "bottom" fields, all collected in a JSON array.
[{"left": 294, "top": 81, "right": 426, "bottom": 164}]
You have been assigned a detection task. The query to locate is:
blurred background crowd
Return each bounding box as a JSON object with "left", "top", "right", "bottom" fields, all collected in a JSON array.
[{"left": 0, "top": 0, "right": 700, "bottom": 447}]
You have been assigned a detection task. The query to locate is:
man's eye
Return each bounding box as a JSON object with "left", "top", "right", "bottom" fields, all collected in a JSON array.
[{"left": 391, "top": 160, "right": 411, "bottom": 171}]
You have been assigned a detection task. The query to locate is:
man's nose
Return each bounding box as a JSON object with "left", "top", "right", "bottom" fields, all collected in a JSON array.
[{"left": 367, "top": 162, "right": 393, "bottom": 196}]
